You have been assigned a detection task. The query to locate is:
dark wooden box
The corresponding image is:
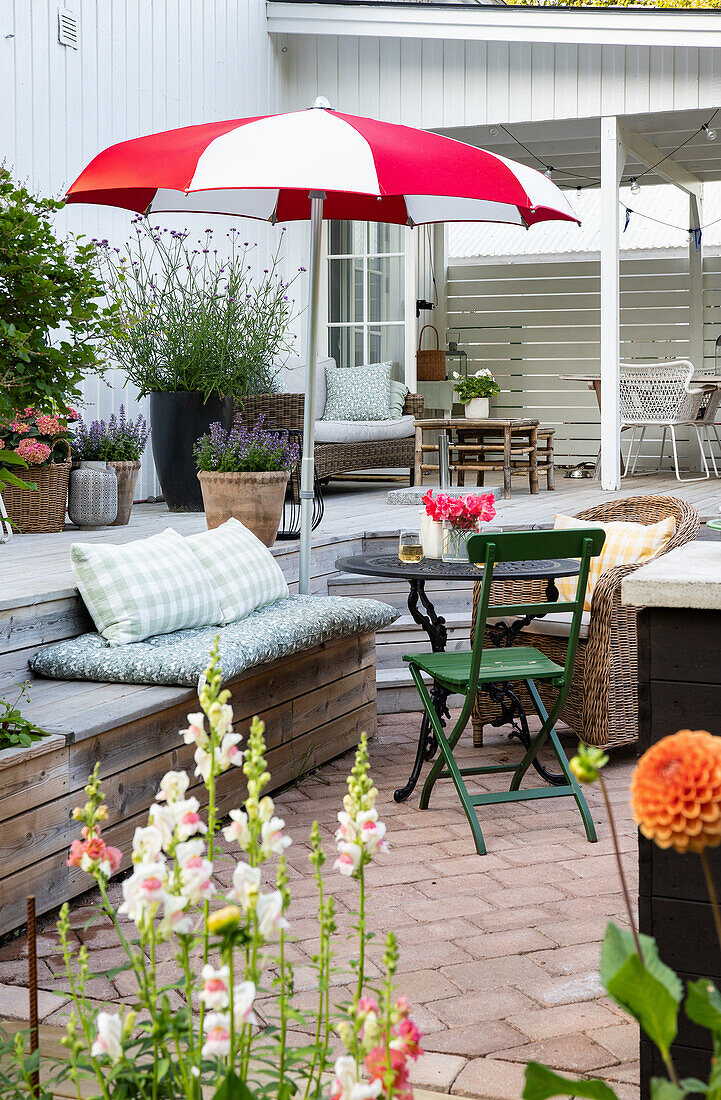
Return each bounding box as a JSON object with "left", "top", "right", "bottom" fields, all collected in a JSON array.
[{"left": 638, "top": 607, "right": 721, "bottom": 1093}]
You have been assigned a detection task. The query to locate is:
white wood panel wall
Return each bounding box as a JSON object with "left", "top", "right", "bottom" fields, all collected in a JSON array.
[
  {"left": 1, "top": 0, "right": 307, "bottom": 500},
  {"left": 280, "top": 36, "right": 721, "bottom": 129},
  {"left": 446, "top": 252, "right": 721, "bottom": 469}
]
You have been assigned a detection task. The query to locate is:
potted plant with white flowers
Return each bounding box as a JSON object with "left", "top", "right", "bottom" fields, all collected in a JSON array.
[{"left": 452, "top": 368, "right": 500, "bottom": 419}]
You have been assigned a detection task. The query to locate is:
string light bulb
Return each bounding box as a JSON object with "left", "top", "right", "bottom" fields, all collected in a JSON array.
[
  {"left": 489, "top": 126, "right": 499, "bottom": 137},
  {"left": 704, "top": 123, "right": 718, "bottom": 142},
  {"left": 630, "top": 179, "right": 641, "bottom": 196},
  {"left": 544, "top": 165, "right": 553, "bottom": 178}
]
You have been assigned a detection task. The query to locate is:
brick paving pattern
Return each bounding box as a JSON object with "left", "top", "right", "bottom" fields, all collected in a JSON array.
[{"left": 0, "top": 712, "right": 639, "bottom": 1098}]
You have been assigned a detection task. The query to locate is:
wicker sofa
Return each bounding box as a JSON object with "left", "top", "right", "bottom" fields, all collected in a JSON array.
[
  {"left": 470, "top": 495, "right": 700, "bottom": 750},
  {"left": 234, "top": 357, "right": 424, "bottom": 483}
]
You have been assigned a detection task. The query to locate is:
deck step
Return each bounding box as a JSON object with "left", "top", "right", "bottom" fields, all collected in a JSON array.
[
  {"left": 328, "top": 572, "right": 476, "bottom": 614},
  {"left": 375, "top": 611, "right": 471, "bottom": 668},
  {"left": 376, "top": 666, "right": 464, "bottom": 713}
]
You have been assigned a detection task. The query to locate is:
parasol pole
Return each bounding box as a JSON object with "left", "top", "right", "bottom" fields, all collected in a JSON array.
[{"left": 298, "top": 190, "right": 325, "bottom": 595}]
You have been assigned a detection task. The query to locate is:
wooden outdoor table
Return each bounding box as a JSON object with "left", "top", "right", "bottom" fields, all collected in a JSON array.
[
  {"left": 559, "top": 374, "right": 721, "bottom": 409},
  {"left": 415, "top": 417, "right": 541, "bottom": 500}
]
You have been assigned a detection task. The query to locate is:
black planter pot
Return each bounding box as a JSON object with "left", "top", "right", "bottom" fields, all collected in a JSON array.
[{"left": 149, "top": 391, "right": 234, "bottom": 512}]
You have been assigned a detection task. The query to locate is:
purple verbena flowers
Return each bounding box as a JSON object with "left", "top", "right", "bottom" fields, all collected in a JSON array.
[
  {"left": 72, "top": 405, "right": 150, "bottom": 463},
  {"left": 193, "top": 417, "right": 299, "bottom": 474}
]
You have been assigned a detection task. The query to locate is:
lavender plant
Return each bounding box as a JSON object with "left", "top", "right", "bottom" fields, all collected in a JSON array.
[
  {"left": 194, "top": 419, "right": 299, "bottom": 474},
  {"left": 71, "top": 406, "right": 150, "bottom": 463},
  {"left": 98, "top": 222, "right": 300, "bottom": 400}
]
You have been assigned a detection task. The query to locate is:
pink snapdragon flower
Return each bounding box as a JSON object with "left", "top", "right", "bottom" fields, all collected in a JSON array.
[{"left": 67, "top": 826, "right": 122, "bottom": 878}]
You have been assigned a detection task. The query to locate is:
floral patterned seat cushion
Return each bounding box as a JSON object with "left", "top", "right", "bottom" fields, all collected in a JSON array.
[{"left": 30, "top": 595, "right": 398, "bottom": 688}]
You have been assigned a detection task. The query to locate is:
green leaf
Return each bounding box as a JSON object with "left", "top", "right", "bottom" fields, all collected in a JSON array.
[
  {"left": 523, "top": 1062, "right": 620, "bottom": 1100},
  {"left": 650, "top": 1078, "right": 694, "bottom": 1100},
  {"left": 600, "top": 923, "right": 682, "bottom": 1058},
  {"left": 212, "top": 1070, "right": 258, "bottom": 1100},
  {"left": 686, "top": 980, "right": 721, "bottom": 1033}
]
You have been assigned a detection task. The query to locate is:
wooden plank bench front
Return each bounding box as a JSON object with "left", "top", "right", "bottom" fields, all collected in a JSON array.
[{"left": 0, "top": 631, "right": 377, "bottom": 937}]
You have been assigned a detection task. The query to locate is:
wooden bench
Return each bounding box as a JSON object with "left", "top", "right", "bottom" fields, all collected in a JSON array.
[{"left": 0, "top": 588, "right": 387, "bottom": 936}]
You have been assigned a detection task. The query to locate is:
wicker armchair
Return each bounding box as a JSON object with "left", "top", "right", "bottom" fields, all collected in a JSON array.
[
  {"left": 234, "top": 392, "right": 424, "bottom": 482},
  {"left": 470, "top": 495, "right": 700, "bottom": 749}
]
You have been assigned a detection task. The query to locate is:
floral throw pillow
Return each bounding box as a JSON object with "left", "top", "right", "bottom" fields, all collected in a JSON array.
[{"left": 322, "top": 362, "right": 393, "bottom": 422}]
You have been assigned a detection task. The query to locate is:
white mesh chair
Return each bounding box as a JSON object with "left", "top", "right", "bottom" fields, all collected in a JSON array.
[
  {"left": 697, "top": 386, "right": 721, "bottom": 477},
  {"left": 620, "top": 361, "right": 709, "bottom": 482}
]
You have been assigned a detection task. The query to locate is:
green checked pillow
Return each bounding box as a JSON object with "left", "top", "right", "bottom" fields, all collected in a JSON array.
[
  {"left": 186, "top": 518, "right": 288, "bottom": 624},
  {"left": 322, "top": 361, "right": 393, "bottom": 421},
  {"left": 71, "top": 529, "right": 223, "bottom": 646}
]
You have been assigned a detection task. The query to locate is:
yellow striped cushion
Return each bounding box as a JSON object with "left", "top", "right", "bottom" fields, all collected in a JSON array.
[{"left": 554, "top": 513, "right": 676, "bottom": 612}]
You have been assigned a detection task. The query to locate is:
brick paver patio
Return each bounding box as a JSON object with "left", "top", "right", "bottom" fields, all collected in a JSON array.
[{"left": 0, "top": 712, "right": 639, "bottom": 1099}]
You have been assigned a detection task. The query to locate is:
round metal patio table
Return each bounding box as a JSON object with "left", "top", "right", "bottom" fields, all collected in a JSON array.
[{"left": 335, "top": 552, "right": 581, "bottom": 803}]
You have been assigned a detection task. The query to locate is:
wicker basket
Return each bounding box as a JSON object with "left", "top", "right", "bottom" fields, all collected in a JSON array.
[
  {"left": 2, "top": 439, "right": 71, "bottom": 534},
  {"left": 416, "top": 325, "right": 447, "bottom": 382}
]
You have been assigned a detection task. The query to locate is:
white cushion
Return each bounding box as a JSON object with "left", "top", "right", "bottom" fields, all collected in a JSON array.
[
  {"left": 314, "top": 415, "right": 416, "bottom": 444},
  {"left": 276, "top": 356, "right": 334, "bottom": 418},
  {"left": 487, "top": 611, "right": 591, "bottom": 642},
  {"left": 186, "top": 518, "right": 288, "bottom": 624}
]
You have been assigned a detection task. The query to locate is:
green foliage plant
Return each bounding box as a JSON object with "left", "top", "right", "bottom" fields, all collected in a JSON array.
[
  {"left": 524, "top": 736, "right": 721, "bottom": 1100},
  {"left": 1, "top": 641, "right": 425, "bottom": 1099},
  {"left": 452, "top": 368, "right": 501, "bottom": 403},
  {"left": 99, "top": 222, "right": 300, "bottom": 401},
  {"left": 0, "top": 683, "right": 49, "bottom": 752},
  {"left": 0, "top": 168, "right": 116, "bottom": 423}
]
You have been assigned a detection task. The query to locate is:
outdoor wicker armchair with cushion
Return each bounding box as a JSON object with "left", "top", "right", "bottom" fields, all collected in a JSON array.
[
  {"left": 234, "top": 357, "right": 424, "bottom": 484},
  {"left": 470, "top": 495, "right": 700, "bottom": 750}
]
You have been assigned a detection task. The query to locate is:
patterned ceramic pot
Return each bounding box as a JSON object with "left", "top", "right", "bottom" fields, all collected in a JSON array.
[
  {"left": 198, "top": 470, "right": 289, "bottom": 546},
  {"left": 68, "top": 461, "right": 118, "bottom": 528},
  {"left": 109, "top": 460, "right": 141, "bottom": 526}
]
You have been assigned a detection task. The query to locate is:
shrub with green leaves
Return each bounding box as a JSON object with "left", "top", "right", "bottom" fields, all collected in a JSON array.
[{"left": 0, "top": 168, "right": 116, "bottom": 422}]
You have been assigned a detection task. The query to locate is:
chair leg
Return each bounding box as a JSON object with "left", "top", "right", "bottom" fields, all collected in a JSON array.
[
  {"left": 670, "top": 424, "right": 710, "bottom": 482},
  {"left": 412, "top": 668, "right": 487, "bottom": 855},
  {"left": 657, "top": 427, "right": 668, "bottom": 473},
  {"left": 629, "top": 425, "right": 646, "bottom": 476},
  {"left": 523, "top": 680, "right": 597, "bottom": 843},
  {"left": 703, "top": 427, "right": 719, "bottom": 478},
  {"left": 622, "top": 427, "right": 636, "bottom": 476}
]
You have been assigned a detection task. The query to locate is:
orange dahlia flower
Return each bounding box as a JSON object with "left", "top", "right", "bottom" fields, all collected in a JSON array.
[{"left": 631, "top": 730, "right": 721, "bottom": 854}]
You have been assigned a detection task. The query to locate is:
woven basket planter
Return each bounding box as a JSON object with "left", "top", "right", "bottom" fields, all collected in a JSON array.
[
  {"left": 2, "top": 443, "right": 71, "bottom": 533},
  {"left": 198, "top": 469, "right": 289, "bottom": 546}
]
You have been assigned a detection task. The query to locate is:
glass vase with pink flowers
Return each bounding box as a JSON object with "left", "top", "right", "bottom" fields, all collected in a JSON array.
[{"left": 422, "top": 489, "right": 496, "bottom": 563}]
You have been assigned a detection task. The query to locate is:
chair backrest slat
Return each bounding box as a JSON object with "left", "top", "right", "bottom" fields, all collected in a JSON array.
[{"left": 465, "top": 527, "right": 605, "bottom": 701}]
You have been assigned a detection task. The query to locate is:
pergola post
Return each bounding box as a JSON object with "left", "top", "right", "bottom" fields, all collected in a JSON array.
[
  {"left": 689, "top": 191, "right": 705, "bottom": 469},
  {"left": 600, "top": 116, "right": 626, "bottom": 491}
]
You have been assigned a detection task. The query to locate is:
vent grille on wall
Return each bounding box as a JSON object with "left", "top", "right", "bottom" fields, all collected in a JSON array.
[{"left": 57, "top": 8, "right": 78, "bottom": 49}]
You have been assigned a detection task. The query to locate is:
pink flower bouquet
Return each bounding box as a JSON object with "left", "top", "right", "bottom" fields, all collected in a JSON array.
[{"left": 422, "top": 490, "right": 496, "bottom": 561}]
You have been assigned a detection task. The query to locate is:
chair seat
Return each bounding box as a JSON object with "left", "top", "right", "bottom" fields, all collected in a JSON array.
[{"left": 404, "top": 645, "right": 565, "bottom": 689}]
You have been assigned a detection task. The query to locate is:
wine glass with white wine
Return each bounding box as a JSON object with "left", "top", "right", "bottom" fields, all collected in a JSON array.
[{"left": 398, "top": 530, "right": 424, "bottom": 563}]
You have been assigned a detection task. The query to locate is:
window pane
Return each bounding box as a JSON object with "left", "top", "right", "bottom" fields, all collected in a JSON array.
[
  {"left": 329, "top": 221, "right": 365, "bottom": 256},
  {"left": 328, "top": 326, "right": 365, "bottom": 369},
  {"left": 329, "top": 258, "right": 364, "bottom": 324},
  {"left": 368, "top": 324, "right": 405, "bottom": 372},
  {"left": 368, "top": 223, "right": 404, "bottom": 255},
  {"left": 368, "top": 256, "right": 404, "bottom": 323}
]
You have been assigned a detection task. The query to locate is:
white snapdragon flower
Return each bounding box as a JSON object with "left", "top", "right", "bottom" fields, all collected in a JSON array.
[
  {"left": 222, "top": 809, "right": 251, "bottom": 850},
  {"left": 118, "top": 862, "right": 168, "bottom": 924},
  {"left": 200, "top": 964, "right": 231, "bottom": 1010},
  {"left": 131, "top": 825, "right": 164, "bottom": 864},
  {"left": 208, "top": 701, "right": 234, "bottom": 737},
  {"left": 218, "top": 733, "right": 244, "bottom": 771},
  {"left": 194, "top": 746, "right": 212, "bottom": 783},
  {"left": 201, "top": 1013, "right": 231, "bottom": 1058},
  {"left": 158, "top": 894, "right": 194, "bottom": 939},
  {"left": 180, "top": 712, "right": 209, "bottom": 749},
  {"left": 334, "top": 841, "right": 362, "bottom": 877},
  {"left": 330, "top": 1056, "right": 382, "bottom": 1100},
  {"left": 232, "top": 980, "right": 257, "bottom": 1027},
  {"left": 171, "top": 797, "right": 207, "bottom": 842},
  {"left": 91, "top": 1012, "right": 123, "bottom": 1063},
  {"left": 256, "top": 890, "right": 288, "bottom": 941},
  {"left": 258, "top": 796, "right": 275, "bottom": 824},
  {"left": 261, "top": 816, "right": 292, "bottom": 858},
  {"left": 230, "top": 862, "right": 260, "bottom": 912},
  {"left": 156, "top": 771, "right": 189, "bottom": 804},
  {"left": 356, "top": 810, "right": 388, "bottom": 857},
  {"left": 179, "top": 853, "right": 214, "bottom": 906},
  {"left": 148, "top": 803, "right": 175, "bottom": 850},
  {"left": 335, "top": 811, "right": 359, "bottom": 844}
]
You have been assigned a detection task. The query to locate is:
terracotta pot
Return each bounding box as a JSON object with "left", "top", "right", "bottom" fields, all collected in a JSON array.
[
  {"left": 198, "top": 470, "right": 289, "bottom": 546},
  {"left": 109, "top": 460, "right": 142, "bottom": 526}
]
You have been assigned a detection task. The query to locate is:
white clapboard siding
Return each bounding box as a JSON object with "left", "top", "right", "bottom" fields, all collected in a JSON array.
[
  {"left": 1, "top": 0, "right": 311, "bottom": 501},
  {"left": 280, "top": 36, "right": 721, "bottom": 131},
  {"left": 447, "top": 253, "right": 721, "bottom": 469}
]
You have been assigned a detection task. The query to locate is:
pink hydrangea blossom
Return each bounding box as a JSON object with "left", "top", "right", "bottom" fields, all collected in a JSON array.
[{"left": 15, "top": 438, "right": 52, "bottom": 465}]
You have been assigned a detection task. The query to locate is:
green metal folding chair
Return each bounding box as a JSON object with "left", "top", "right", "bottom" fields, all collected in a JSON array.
[{"left": 403, "top": 527, "right": 606, "bottom": 855}]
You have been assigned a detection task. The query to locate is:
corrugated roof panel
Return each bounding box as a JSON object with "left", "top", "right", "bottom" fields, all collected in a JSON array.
[{"left": 449, "top": 182, "right": 721, "bottom": 258}]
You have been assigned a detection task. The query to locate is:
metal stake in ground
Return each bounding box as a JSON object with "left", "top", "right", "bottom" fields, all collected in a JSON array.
[{"left": 27, "top": 894, "right": 39, "bottom": 1097}]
